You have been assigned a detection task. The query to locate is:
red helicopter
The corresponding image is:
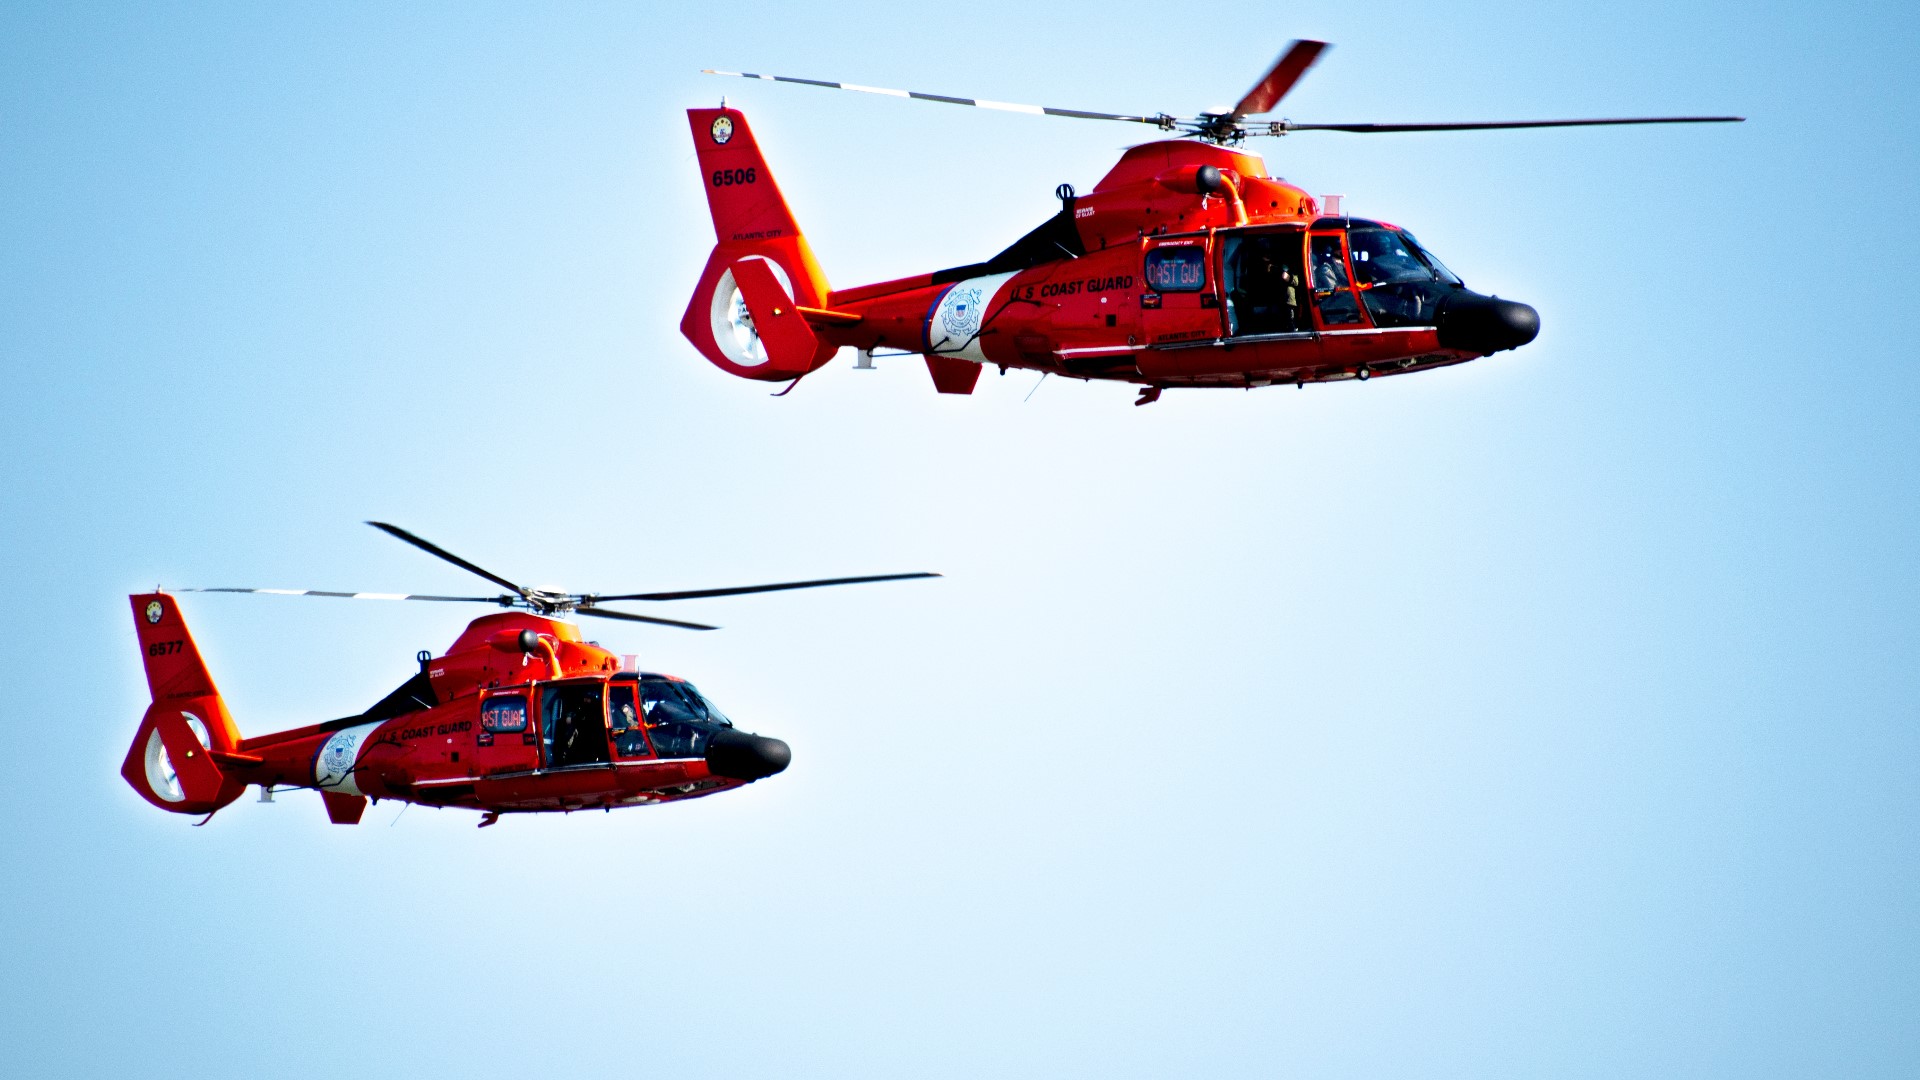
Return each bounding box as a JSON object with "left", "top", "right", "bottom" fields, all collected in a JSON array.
[
  {"left": 681, "top": 41, "right": 1740, "bottom": 404},
  {"left": 122, "top": 523, "right": 937, "bottom": 826}
]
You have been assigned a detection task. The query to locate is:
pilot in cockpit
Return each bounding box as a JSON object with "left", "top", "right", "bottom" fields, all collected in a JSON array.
[
  {"left": 610, "top": 694, "right": 646, "bottom": 757},
  {"left": 1313, "top": 244, "right": 1348, "bottom": 292}
]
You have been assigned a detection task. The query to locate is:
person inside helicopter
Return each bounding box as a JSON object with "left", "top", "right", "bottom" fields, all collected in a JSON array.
[
  {"left": 1224, "top": 233, "right": 1305, "bottom": 335},
  {"left": 1346, "top": 226, "right": 1462, "bottom": 327},
  {"left": 543, "top": 681, "right": 610, "bottom": 768},
  {"left": 1310, "top": 234, "right": 1365, "bottom": 326},
  {"left": 636, "top": 675, "right": 734, "bottom": 759},
  {"left": 608, "top": 682, "right": 650, "bottom": 758}
]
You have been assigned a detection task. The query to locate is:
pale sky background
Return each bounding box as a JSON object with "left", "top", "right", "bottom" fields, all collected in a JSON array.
[{"left": 3, "top": 2, "right": 1916, "bottom": 1077}]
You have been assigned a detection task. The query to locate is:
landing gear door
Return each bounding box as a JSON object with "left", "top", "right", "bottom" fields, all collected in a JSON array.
[{"left": 1140, "top": 237, "right": 1225, "bottom": 347}]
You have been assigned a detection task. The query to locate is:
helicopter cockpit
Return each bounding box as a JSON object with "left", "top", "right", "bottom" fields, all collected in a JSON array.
[
  {"left": 633, "top": 674, "right": 735, "bottom": 759},
  {"left": 1219, "top": 220, "right": 1468, "bottom": 337},
  {"left": 1341, "top": 223, "right": 1463, "bottom": 328},
  {"left": 514, "top": 671, "right": 786, "bottom": 782}
]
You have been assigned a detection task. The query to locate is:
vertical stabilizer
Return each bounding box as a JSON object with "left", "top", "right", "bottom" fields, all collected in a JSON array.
[
  {"left": 122, "top": 594, "right": 246, "bottom": 815},
  {"left": 681, "top": 108, "right": 838, "bottom": 381}
]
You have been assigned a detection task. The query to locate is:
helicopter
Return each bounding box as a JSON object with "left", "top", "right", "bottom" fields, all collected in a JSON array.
[
  {"left": 122, "top": 522, "right": 937, "bottom": 826},
  {"left": 681, "top": 40, "right": 1741, "bottom": 404}
]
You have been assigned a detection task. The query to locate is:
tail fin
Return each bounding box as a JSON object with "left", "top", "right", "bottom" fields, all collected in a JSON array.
[
  {"left": 681, "top": 107, "right": 837, "bottom": 382},
  {"left": 122, "top": 593, "right": 246, "bottom": 815}
]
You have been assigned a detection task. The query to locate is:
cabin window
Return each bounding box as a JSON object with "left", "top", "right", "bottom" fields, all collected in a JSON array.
[
  {"left": 1310, "top": 234, "right": 1365, "bottom": 326},
  {"left": 608, "top": 683, "right": 651, "bottom": 759},
  {"left": 479, "top": 694, "right": 531, "bottom": 747},
  {"left": 1144, "top": 247, "right": 1208, "bottom": 292},
  {"left": 481, "top": 696, "right": 528, "bottom": 733}
]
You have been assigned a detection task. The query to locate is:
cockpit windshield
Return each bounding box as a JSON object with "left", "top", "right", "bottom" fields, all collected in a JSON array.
[
  {"left": 1399, "top": 231, "right": 1461, "bottom": 285},
  {"left": 1347, "top": 228, "right": 1464, "bottom": 327},
  {"left": 637, "top": 675, "right": 734, "bottom": 758}
]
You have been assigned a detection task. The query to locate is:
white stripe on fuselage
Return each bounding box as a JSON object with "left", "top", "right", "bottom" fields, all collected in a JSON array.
[
  {"left": 925, "top": 271, "right": 1017, "bottom": 364},
  {"left": 314, "top": 721, "right": 383, "bottom": 797}
]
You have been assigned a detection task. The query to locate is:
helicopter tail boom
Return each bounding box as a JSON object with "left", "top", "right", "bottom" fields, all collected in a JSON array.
[
  {"left": 681, "top": 107, "right": 838, "bottom": 382},
  {"left": 121, "top": 593, "right": 247, "bottom": 815}
]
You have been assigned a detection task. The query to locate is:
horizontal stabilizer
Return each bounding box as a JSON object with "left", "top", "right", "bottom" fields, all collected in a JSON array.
[{"left": 798, "top": 305, "right": 862, "bottom": 327}]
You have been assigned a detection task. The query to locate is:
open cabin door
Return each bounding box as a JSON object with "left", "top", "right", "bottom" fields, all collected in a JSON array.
[
  {"left": 1220, "top": 228, "right": 1309, "bottom": 337},
  {"left": 539, "top": 680, "right": 611, "bottom": 770}
]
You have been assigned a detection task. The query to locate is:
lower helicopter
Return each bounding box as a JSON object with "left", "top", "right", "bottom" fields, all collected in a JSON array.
[{"left": 122, "top": 522, "right": 937, "bottom": 826}]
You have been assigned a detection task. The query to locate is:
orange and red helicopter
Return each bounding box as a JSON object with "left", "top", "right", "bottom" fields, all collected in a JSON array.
[
  {"left": 123, "top": 523, "right": 936, "bottom": 826},
  {"left": 681, "top": 40, "right": 1741, "bottom": 404}
]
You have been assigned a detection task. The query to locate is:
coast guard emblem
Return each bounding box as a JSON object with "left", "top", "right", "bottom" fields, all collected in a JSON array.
[
  {"left": 317, "top": 727, "right": 368, "bottom": 789},
  {"left": 145, "top": 600, "right": 163, "bottom": 624},
  {"left": 711, "top": 116, "right": 734, "bottom": 145},
  {"left": 940, "top": 285, "right": 984, "bottom": 340},
  {"left": 324, "top": 739, "right": 355, "bottom": 776}
]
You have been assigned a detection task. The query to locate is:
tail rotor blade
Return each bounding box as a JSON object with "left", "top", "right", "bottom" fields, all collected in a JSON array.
[{"left": 1232, "top": 39, "right": 1329, "bottom": 119}]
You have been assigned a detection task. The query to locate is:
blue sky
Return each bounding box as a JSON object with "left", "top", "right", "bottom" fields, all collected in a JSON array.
[{"left": 3, "top": 2, "right": 1916, "bottom": 1077}]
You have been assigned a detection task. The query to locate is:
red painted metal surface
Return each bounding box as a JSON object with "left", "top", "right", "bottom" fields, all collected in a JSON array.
[
  {"left": 121, "top": 595, "right": 766, "bottom": 826},
  {"left": 679, "top": 108, "right": 1503, "bottom": 397}
]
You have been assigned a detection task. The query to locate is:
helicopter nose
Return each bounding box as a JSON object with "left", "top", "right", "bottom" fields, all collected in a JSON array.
[
  {"left": 705, "top": 730, "right": 792, "bottom": 781},
  {"left": 1436, "top": 291, "right": 1541, "bottom": 355}
]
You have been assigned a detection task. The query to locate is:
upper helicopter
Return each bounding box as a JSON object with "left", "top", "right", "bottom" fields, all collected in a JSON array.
[
  {"left": 680, "top": 40, "right": 1740, "bottom": 404},
  {"left": 122, "top": 523, "right": 937, "bottom": 826}
]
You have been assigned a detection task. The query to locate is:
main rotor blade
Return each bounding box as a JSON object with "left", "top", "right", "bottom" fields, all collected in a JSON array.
[
  {"left": 1232, "top": 39, "right": 1329, "bottom": 119},
  {"left": 179, "top": 587, "right": 507, "bottom": 603},
  {"left": 703, "top": 70, "right": 1173, "bottom": 127},
  {"left": 594, "top": 571, "right": 942, "bottom": 603},
  {"left": 366, "top": 521, "right": 526, "bottom": 596},
  {"left": 1272, "top": 115, "right": 1745, "bottom": 134},
  {"left": 575, "top": 607, "right": 719, "bottom": 631}
]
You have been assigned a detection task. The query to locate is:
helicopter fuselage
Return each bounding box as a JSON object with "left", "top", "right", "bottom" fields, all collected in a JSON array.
[
  {"left": 122, "top": 598, "right": 791, "bottom": 825},
  {"left": 681, "top": 111, "right": 1541, "bottom": 400}
]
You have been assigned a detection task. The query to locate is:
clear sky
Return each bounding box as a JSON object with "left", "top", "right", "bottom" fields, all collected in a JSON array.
[{"left": 3, "top": 2, "right": 1916, "bottom": 1077}]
